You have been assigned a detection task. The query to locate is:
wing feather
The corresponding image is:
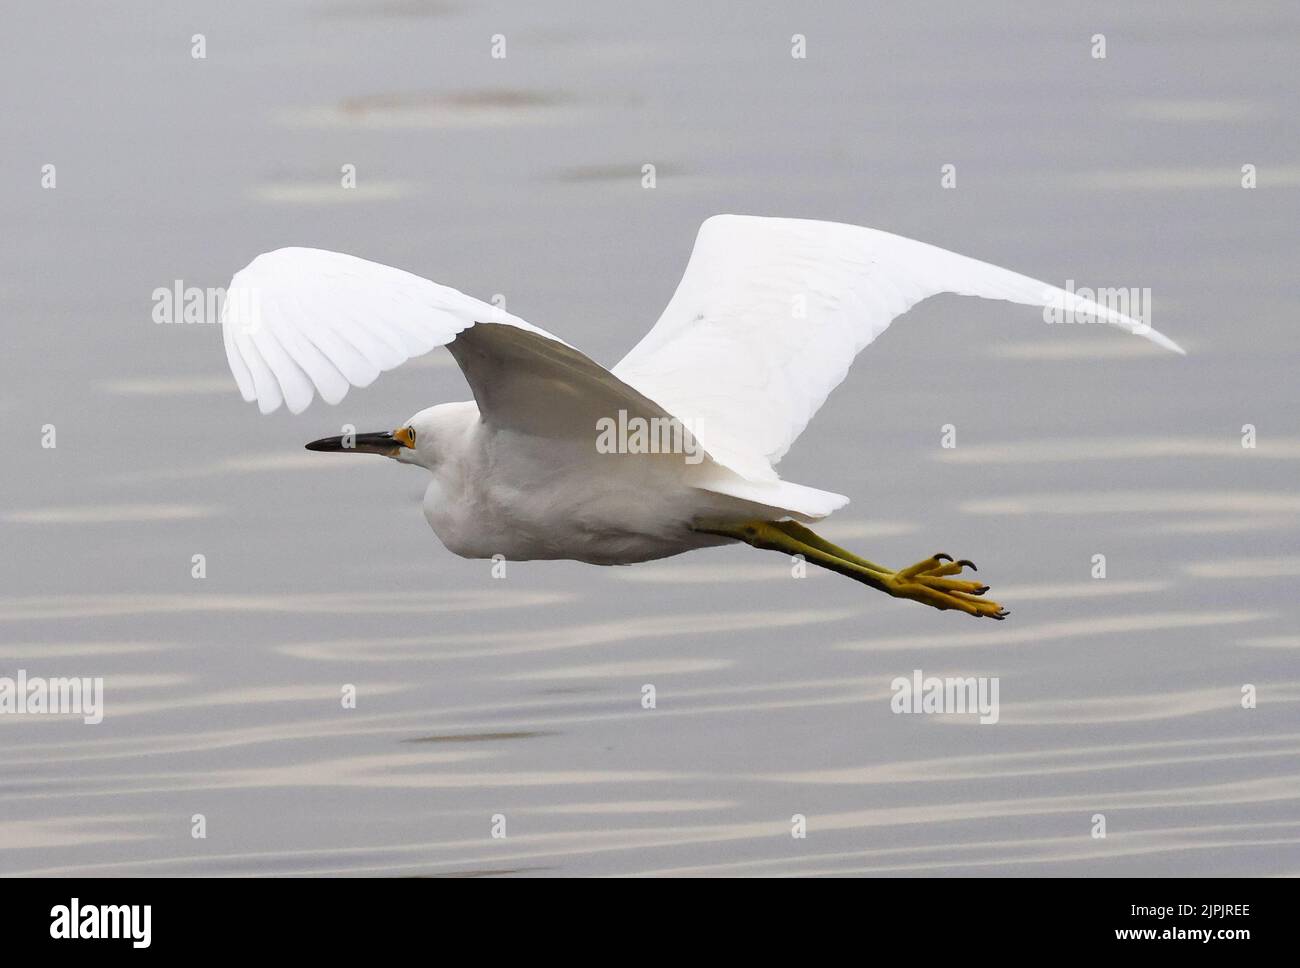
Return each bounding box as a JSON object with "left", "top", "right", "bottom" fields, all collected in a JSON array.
[
  {"left": 220, "top": 247, "right": 552, "bottom": 415},
  {"left": 614, "top": 215, "right": 1184, "bottom": 480},
  {"left": 217, "top": 249, "right": 683, "bottom": 451}
]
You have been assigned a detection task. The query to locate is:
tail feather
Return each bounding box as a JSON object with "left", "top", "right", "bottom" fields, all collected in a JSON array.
[{"left": 694, "top": 477, "right": 849, "bottom": 522}]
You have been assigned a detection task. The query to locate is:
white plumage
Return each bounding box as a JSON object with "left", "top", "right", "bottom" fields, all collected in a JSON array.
[{"left": 218, "top": 215, "right": 1182, "bottom": 602}]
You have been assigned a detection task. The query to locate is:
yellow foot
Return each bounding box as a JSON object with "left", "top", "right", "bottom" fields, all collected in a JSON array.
[
  {"left": 691, "top": 519, "right": 1010, "bottom": 620},
  {"left": 886, "top": 554, "right": 1008, "bottom": 620}
]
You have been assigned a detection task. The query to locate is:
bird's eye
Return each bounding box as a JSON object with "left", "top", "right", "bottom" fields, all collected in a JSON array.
[{"left": 406, "top": 427, "right": 416, "bottom": 445}]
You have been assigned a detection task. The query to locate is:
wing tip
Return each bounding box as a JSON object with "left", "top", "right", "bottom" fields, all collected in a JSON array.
[
  {"left": 286, "top": 393, "right": 313, "bottom": 415},
  {"left": 1139, "top": 327, "right": 1187, "bottom": 356}
]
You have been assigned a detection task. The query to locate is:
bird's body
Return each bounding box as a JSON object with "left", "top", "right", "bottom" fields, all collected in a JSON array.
[
  {"left": 411, "top": 402, "right": 722, "bottom": 564},
  {"left": 406, "top": 400, "right": 820, "bottom": 565},
  {"left": 222, "top": 214, "right": 1184, "bottom": 618}
]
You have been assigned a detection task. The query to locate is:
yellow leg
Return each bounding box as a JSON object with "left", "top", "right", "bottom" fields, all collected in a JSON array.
[
  {"left": 694, "top": 519, "right": 1008, "bottom": 620},
  {"left": 769, "top": 520, "right": 892, "bottom": 576}
]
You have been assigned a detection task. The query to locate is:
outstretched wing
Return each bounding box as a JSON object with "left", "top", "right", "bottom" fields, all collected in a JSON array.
[
  {"left": 219, "top": 247, "right": 674, "bottom": 438},
  {"left": 613, "top": 215, "right": 1184, "bottom": 482}
]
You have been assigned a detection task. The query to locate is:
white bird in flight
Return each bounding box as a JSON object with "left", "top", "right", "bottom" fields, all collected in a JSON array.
[{"left": 220, "top": 215, "right": 1183, "bottom": 619}]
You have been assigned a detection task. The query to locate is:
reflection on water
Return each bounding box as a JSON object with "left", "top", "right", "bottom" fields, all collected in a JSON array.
[
  {"left": 4, "top": 504, "right": 217, "bottom": 525},
  {"left": 277, "top": 90, "right": 588, "bottom": 129},
  {"left": 0, "top": 590, "right": 570, "bottom": 621},
  {"left": 252, "top": 180, "right": 414, "bottom": 205},
  {"left": 1184, "top": 557, "right": 1300, "bottom": 578},
  {"left": 937, "top": 437, "right": 1300, "bottom": 464},
  {"left": 403, "top": 731, "right": 555, "bottom": 743},
  {"left": 962, "top": 492, "right": 1300, "bottom": 516},
  {"left": 276, "top": 609, "right": 851, "bottom": 661},
  {"left": 1071, "top": 167, "right": 1300, "bottom": 190},
  {"left": 835, "top": 610, "right": 1268, "bottom": 651}
]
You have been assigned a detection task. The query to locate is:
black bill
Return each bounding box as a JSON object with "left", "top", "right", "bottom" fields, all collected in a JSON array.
[{"left": 305, "top": 431, "right": 401, "bottom": 455}]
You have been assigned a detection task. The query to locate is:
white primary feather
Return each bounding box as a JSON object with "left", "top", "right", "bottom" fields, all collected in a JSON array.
[
  {"left": 220, "top": 217, "right": 1183, "bottom": 488},
  {"left": 220, "top": 247, "right": 569, "bottom": 416},
  {"left": 613, "top": 215, "right": 1183, "bottom": 481},
  {"left": 219, "top": 247, "right": 701, "bottom": 473}
]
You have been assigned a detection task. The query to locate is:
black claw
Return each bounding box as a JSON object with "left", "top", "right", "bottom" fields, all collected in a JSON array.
[
  {"left": 974, "top": 585, "right": 990, "bottom": 596},
  {"left": 934, "top": 553, "right": 954, "bottom": 563},
  {"left": 957, "top": 559, "right": 977, "bottom": 572}
]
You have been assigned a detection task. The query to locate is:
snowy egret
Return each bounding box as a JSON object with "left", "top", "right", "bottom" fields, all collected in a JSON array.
[{"left": 220, "top": 215, "right": 1182, "bottom": 619}]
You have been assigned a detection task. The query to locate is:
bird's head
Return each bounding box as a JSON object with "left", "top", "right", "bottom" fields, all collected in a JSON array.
[{"left": 304, "top": 402, "right": 473, "bottom": 470}]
